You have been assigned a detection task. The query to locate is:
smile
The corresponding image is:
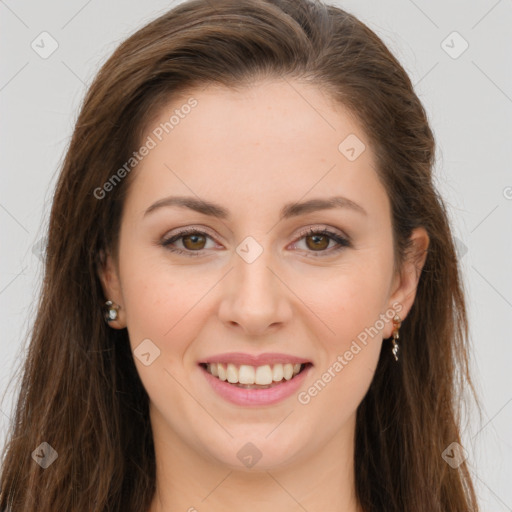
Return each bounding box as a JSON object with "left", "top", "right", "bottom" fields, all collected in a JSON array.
[
  {"left": 200, "top": 362, "right": 311, "bottom": 388},
  {"left": 199, "top": 361, "right": 313, "bottom": 406}
]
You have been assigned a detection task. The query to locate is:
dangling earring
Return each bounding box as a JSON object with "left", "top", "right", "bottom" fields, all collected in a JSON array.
[
  {"left": 391, "top": 314, "right": 401, "bottom": 362},
  {"left": 103, "top": 300, "right": 121, "bottom": 323}
]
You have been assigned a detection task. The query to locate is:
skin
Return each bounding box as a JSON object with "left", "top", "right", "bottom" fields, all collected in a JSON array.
[{"left": 98, "top": 79, "right": 429, "bottom": 512}]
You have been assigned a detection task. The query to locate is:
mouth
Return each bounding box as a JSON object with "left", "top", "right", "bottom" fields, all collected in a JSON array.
[{"left": 199, "top": 362, "right": 313, "bottom": 389}]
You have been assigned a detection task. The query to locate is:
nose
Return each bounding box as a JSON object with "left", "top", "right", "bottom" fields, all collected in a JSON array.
[{"left": 217, "top": 247, "right": 293, "bottom": 336}]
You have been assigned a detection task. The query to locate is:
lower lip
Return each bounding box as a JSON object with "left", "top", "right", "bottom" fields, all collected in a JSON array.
[{"left": 200, "top": 364, "right": 313, "bottom": 406}]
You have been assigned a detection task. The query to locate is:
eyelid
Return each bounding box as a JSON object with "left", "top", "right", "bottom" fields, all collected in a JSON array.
[
  {"left": 163, "top": 224, "right": 348, "bottom": 242},
  {"left": 160, "top": 224, "right": 351, "bottom": 256},
  {"left": 160, "top": 226, "right": 221, "bottom": 253},
  {"left": 162, "top": 225, "right": 222, "bottom": 244},
  {"left": 293, "top": 224, "right": 350, "bottom": 243}
]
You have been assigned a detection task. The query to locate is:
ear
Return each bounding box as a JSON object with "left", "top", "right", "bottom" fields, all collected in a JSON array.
[
  {"left": 96, "top": 248, "right": 126, "bottom": 329},
  {"left": 384, "top": 227, "right": 429, "bottom": 338}
]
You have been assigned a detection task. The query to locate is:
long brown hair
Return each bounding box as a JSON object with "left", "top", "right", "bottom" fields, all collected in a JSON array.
[{"left": 0, "top": 0, "right": 482, "bottom": 510}]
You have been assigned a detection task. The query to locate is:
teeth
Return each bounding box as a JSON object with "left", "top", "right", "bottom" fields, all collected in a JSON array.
[
  {"left": 226, "top": 363, "right": 238, "bottom": 384},
  {"left": 272, "top": 363, "right": 284, "bottom": 382},
  {"left": 205, "top": 362, "right": 305, "bottom": 385},
  {"left": 255, "top": 365, "right": 273, "bottom": 385},
  {"left": 217, "top": 363, "right": 227, "bottom": 381},
  {"left": 239, "top": 364, "right": 255, "bottom": 384}
]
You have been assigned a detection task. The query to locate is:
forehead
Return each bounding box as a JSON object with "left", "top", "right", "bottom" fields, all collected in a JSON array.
[
  {"left": 148, "top": 80, "right": 364, "bottom": 163},
  {"left": 124, "top": 79, "right": 388, "bottom": 221}
]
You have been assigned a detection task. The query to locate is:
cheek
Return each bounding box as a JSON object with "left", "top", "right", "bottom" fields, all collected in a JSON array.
[
  {"left": 117, "top": 247, "right": 203, "bottom": 358},
  {"left": 294, "top": 268, "right": 389, "bottom": 431},
  {"left": 117, "top": 254, "right": 210, "bottom": 413},
  {"left": 299, "top": 257, "right": 393, "bottom": 344},
  {"left": 292, "top": 249, "right": 393, "bottom": 401}
]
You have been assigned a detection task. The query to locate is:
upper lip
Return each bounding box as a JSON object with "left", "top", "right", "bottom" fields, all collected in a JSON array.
[{"left": 198, "top": 352, "right": 312, "bottom": 367}]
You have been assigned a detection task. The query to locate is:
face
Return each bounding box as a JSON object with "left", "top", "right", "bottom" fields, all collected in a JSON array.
[{"left": 99, "top": 79, "right": 427, "bottom": 471}]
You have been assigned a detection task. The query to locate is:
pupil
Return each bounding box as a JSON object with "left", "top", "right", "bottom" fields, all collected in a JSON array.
[
  {"left": 308, "top": 234, "right": 328, "bottom": 250},
  {"left": 184, "top": 234, "right": 205, "bottom": 249}
]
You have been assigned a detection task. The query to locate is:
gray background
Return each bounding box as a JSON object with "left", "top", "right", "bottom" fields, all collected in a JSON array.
[{"left": 1, "top": 0, "right": 511, "bottom": 509}]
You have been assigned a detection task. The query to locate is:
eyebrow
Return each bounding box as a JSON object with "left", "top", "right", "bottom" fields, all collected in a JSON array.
[{"left": 143, "top": 195, "right": 367, "bottom": 220}]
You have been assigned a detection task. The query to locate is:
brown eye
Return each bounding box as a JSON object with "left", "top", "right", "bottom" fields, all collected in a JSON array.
[
  {"left": 182, "top": 233, "right": 207, "bottom": 250},
  {"left": 293, "top": 228, "right": 351, "bottom": 257},
  {"left": 305, "top": 233, "right": 330, "bottom": 251},
  {"left": 161, "top": 229, "right": 215, "bottom": 255}
]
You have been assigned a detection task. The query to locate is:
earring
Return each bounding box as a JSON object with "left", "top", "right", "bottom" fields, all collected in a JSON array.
[
  {"left": 103, "top": 300, "right": 121, "bottom": 323},
  {"left": 391, "top": 314, "right": 401, "bottom": 362}
]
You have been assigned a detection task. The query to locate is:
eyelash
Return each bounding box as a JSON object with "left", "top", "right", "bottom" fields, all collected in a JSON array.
[{"left": 160, "top": 226, "right": 351, "bottom": 258}]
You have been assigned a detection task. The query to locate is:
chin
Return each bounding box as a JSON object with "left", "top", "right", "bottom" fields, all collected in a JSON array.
[{"left": 204, "top": 433, "right": 306, "bottom": 472}]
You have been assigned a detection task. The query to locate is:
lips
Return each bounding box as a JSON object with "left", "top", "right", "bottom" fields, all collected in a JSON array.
[{"left": 199, "top": 360, "right": 313, "bottom": 406}]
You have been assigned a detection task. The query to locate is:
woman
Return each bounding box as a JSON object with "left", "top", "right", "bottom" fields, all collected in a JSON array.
[{"left": 0, "top": 0, "right": 481, "bottom": 510}]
